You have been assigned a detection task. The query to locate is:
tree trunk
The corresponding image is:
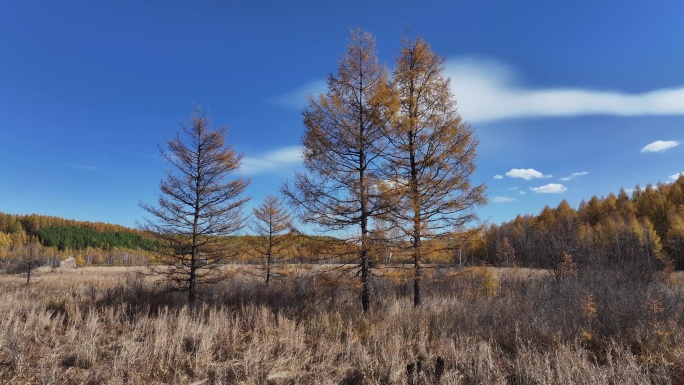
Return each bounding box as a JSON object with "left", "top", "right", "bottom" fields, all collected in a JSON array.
[
  {"left": 409, "top": 130, "right": 422, "bottom": 307},
  {"left": 189, "top": 243, "right": 198, "bottom": 304},
  {"left": 189, "top": 255, "right": 196, "bottom": 304},
  {"left": 413, "top": 237, "right": 421, "bottom": 307},
  {"left": 266, "top": 252, "right": 272, "bottom": 286},
  {"left": 361, "top": 248, "right": 370, "bottom": 313}
]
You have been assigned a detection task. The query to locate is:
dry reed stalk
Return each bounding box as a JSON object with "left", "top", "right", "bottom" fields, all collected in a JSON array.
[{"left": 0, "top": 266, "right": 683, "bottom": 384}]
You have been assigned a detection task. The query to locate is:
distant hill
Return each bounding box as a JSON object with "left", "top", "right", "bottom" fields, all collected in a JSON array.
[{"left": 0, "top": 212, "right": 154, "bottom": 251}]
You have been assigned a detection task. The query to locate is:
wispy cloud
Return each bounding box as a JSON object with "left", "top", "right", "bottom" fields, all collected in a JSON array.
[
  {"left": 493, "top": 174, "right": 503, "bottom": 180},
  {"left": 641, "top": 140, "right": 680, "bottom": 153},
  {"left": 670, "top": 172, "right": 684, "bottom": 181},
  {"left": 270, "top": 80, "right": 327, "bottom": 109},
  {"left": 444, "top": 58, "right": 684, "bottom": 123},
  {"left": 505, "top": 168, "right": 551, "bottom": 181},
  {"left": 492, "top": 196, "right": 516, "bottom": 203},
  {"left": 560, "top": 171, "right": 589, "bottom": 181},
  {"left": 276, "top": 57, "right": 684, "bottom": 122},
  {"left": 240, "top": 146, "right": 303, "bottom": 175},
  {"left": 530, "top": 183, "right": 567, "bottom": 194}
]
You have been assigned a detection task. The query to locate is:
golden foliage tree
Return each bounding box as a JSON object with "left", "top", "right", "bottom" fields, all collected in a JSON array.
[
  {"left": 496, "top": 236, "right": 516, "bottom": 267},
  {"left": 553, "top": 251, "right": 578, "bottom": 282},
  {"left": 482, "top": 174, "right": 684, "bottom": 275},
  {"left": 665, "top": 209, "right": 684, "bottom": 269},
  {"left": 140, "top": 108, "right": 250, "bottom": 304},
  {"left": 282, "top": 29, "right": 393, "bottom": 313},
  {"left": 248, "top": 195, "right": 293, "bottom": 285},
  {"left": 383, "top": 36, "right": 486, "bottom": 306}
]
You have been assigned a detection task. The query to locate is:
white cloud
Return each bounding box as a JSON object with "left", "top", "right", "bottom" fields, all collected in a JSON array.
[
  {"left": 444, "top": 58, "right": 684, "bottom": 123},
  {"left": 278, "top": 57, "right": 684, "bottom": 122},
  {"left": 670, "top": 172, "right": 684, "bottom": 181},
  {"left": 560, "top": 171, "right": 589, "bottom": 181},
  {"left": 492, "top": 196, "right": 516, "bottom": 203},
  {"left": 641, "top": 140, "right": 680, "bottom": 153},
  {"left": 270, "top": 80, "right": 327, "bottom": 109},
  {"left": 505, "top": 168, "right": 551, "bottom": 180},
  {"left": 493, "top": 174, "right": 503, "bottom": 180},
  {"left": 240, "top": 146, "right": 303, "bottom": 175},
  {"left": 530, "top": 183, "right": 567, "bottom": 194}
]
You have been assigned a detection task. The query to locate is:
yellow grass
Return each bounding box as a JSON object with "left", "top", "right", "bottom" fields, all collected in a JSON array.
[{"left": 1, "top": 265, "right": 684, "bottom": 384}]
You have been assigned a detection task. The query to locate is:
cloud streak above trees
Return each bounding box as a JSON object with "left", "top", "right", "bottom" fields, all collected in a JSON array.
[
  {"left": 276, "top": 57, "right": 684, "bottom": 124},
  {"left": 270, "top": 80, "right": 327, "bottom": 109},
  {"left": 641, "top": 140, "right": 680, "bottom": 153},
  {"left": 504, "top": 168, "right": 551, "bottom": 180},
  {"left": 445, "top": 58, "right": 684, "bottom": 123},
  {"left": 530, "top": 183, "right": 567, "bottom": 194},
  {"left": 671, "top": 172, "right": 684, "bottom": 181},
  {"left": 492, "top": 196, "right": 516, "bottom": 203},
  {"left": 240, "top": 146, "right": 303, "bottom": 175},
  {"left": 560, "top": 171, "right": 589, "bottom": 181}
]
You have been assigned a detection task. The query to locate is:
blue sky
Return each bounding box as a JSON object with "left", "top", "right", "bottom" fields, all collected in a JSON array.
[{"left": 1, "top": 0, "right": 683, "bottom": 229}]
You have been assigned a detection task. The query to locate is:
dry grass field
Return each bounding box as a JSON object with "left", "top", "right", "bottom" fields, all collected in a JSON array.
[{"left": 2, "top": 265, "right": 684, "bottom": 384}]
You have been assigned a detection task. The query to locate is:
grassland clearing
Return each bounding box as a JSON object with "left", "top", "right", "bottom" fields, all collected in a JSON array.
[{"left": 1, "top": 265, "right": 684, "bottom": 384}]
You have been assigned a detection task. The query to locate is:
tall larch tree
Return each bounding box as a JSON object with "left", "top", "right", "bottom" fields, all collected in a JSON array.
[
  {"left": 282, "top": 29, "right": 393, "bottom": 313},
  {"left": 140, "top": 108, "right": 250, "bottom": 304},
  {"left": 385, "top": 36, "right": 486, "bottom": 306},
  {"left": 248, "top": 195, "right": 293, "bottom": 286}
]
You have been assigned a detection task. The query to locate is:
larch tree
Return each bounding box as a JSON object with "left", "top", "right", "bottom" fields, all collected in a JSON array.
[
  {"left": 665, "top": 209, "right": 684, "bottom": 270},
  {"left": 140, "top": 108, "right": 250, "bottom": 304},
  {"left": 248, "top": 195, "right": 293, "bottom": 285},
  {"left": 16, "top": 241, "right": 44, "bottom": 285},
  {"left": 281, "top": 29, "right": 394, "bottom": 313},
  {"left": 384, "top": 36, "right": 486, "bottom": 306},
  {"left": 496, "top": 236, "right": 516, "bottom": 267}
]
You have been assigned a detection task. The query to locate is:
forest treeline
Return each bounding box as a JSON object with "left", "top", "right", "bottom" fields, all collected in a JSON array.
[
  {"left": 0, "top": 213, "right": 141, "bottom": 245},
  {"left": 0, "top": 209, "right": 450, "bottom": 268},
  {"left": 0, "top": 213, "right": 157, "bottom": 266},
  {"left": 37, "top": 226, "right": 157, "bottom": 251},
  {"left": 479, "top": 176, "right": 684, "bottom": 275},
  {"left": 0, "top": 211, "right": 348, "bottom": 267},
  {"left": 0, "top": 213, "right": 157, "bottom": 251},
  {"left": 1, "top": 175, "right": 683, "bottom": 271}
]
